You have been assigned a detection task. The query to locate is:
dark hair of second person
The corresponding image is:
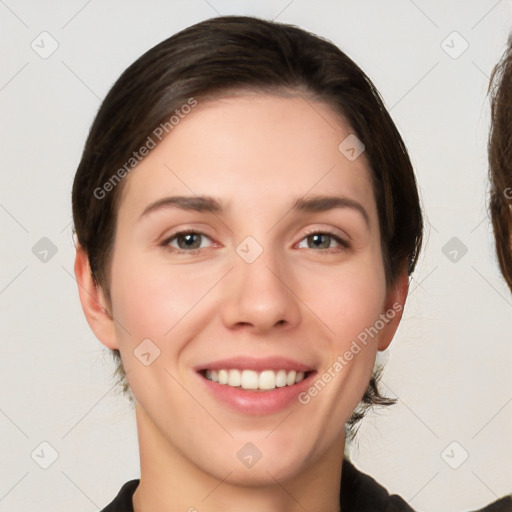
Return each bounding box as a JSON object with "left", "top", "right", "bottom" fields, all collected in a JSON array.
[{"left": 488, "top": 35, "right": 512, "bottom": 293}]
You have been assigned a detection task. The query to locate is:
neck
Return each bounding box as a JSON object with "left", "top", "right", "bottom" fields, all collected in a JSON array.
[{"left": 131, "top": 402, "right": 344, "bottom": 512}]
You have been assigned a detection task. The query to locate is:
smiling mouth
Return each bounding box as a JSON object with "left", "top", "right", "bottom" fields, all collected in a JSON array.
[{"left": 198, "top": 368, "right": 316, "bottom": 391}]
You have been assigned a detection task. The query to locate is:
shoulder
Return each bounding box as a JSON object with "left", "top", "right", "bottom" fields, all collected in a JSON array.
[
  {"left": 342, "top": 458, "right": 512, "bottom": 512},
  {"left": 99, "top": 479, "right": 139, "bottom": 512},
  {"left": 97, "top": 470, "right": 512, "bottom": 512},
  {"left": 468, "top": 495, "right": 512, "bottom": 512},
  {"left": 341, "top": 458, "right": 414, "bottom": 511}
]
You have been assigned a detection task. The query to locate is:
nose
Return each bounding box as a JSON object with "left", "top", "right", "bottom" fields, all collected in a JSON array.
[{"left": 220, "top": 246, "right": 302, "bottom": 334}]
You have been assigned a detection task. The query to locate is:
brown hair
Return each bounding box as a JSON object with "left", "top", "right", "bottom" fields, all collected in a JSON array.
[
  {"left": 488, "top": 36, "right": 512, "bottom": 293},
  {"left": 72, "top": 15, "right": 424, "bottom": 438}
]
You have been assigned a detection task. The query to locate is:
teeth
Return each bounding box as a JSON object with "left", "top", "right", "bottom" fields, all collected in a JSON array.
[
  {"left": 227, "top": 369, "right": 241, "bottom": 387},
  {"left": 204, "top": 369, "right": 308, "bottom": 390}
]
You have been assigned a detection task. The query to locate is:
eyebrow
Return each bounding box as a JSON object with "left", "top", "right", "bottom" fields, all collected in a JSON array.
[
  {"left": 139, "top": 194, "right": 370, "bottom": 228},
  {"left": 291, "top": 195, "right": 370, "bottom": 228}
]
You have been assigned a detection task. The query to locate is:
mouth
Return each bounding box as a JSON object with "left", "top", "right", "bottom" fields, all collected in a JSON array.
[
  {"left": 198, "top": 368, "right": 316, "bottom": 391},
  {"left": 195, "top": 359, "right": 318, "bottom": 415}
]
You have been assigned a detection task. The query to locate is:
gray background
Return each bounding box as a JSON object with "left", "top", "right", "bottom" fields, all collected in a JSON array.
[{"left": 1, "top": 0, "right": 511, "bottom": 510}]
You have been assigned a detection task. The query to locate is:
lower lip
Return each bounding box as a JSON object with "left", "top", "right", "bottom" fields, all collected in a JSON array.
[{"left": 197, "top": 371, "right": 317, "bottom": 415}]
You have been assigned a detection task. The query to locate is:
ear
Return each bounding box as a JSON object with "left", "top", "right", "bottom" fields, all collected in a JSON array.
[
  {"left": 74, "top": 244, "right": 119, "bottom": 350},
  {"left": 377, "top": 265, "right": 410, "bottom": 351}
]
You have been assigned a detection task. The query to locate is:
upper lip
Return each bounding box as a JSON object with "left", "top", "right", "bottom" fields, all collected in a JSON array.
[{"left": 194, "top": 356, "right": 316, "bottom": 373}]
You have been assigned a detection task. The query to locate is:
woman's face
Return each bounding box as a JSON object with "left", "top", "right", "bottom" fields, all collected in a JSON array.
[{"left": 93, "top": 93, "right": 406, "bottom": 484}]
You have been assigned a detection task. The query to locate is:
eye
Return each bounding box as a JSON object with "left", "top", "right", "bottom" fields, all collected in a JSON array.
[
  {"left": 297, "top": 231, "right": 350, "bottom": 251},
  {"left": 160, "top": 229, "right": 350, "bottom": 254},
  {"left": 161, "top": 230, "right": 214, "bottom": 253}
]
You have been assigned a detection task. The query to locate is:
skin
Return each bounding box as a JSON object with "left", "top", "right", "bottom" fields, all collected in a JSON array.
[{"left": 75, "top": 93, "right": 409, "bottom": 512}]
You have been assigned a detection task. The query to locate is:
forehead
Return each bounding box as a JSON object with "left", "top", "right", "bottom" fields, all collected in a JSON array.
[{"left": 118, "top": 93, "right": 376, "bottom": 223}]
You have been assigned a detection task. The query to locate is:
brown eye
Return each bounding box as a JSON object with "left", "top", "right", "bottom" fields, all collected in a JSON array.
[
  {"left": 177, "top": 233, "right": 202, "bottom": 250},
  {"left": 162, "top": 231, "right": 213, "bottom": 253},
  {"left": 307, "top": 233, "right": 331, "bottom": 249}
]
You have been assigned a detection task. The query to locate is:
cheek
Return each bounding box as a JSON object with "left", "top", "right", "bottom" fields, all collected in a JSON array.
[
  {"left": 108, "top": 256, "right": 217, "bottom": 403},
  {"left": 109, "top": 250, "right": 225, "bottom": 345},
  {"left": 300, "top": 253, "right": 387, "bottom": 413},
  {"left": 302, "top": 252, "right": 387, "bottom": 345}
]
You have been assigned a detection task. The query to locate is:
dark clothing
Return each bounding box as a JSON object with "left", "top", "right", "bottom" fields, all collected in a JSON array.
[{"left": 100, "top": 458, "right": 512, "bottom": 511}]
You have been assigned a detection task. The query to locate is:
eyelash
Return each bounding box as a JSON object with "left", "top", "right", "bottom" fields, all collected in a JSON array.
[{"left": 160, "top": 229, "right": 350, "bottom": 254}]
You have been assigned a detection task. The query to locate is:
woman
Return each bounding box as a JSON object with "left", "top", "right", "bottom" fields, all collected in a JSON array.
[{"left": 71, "top": 15, "right": 508, "bottom": 511}]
